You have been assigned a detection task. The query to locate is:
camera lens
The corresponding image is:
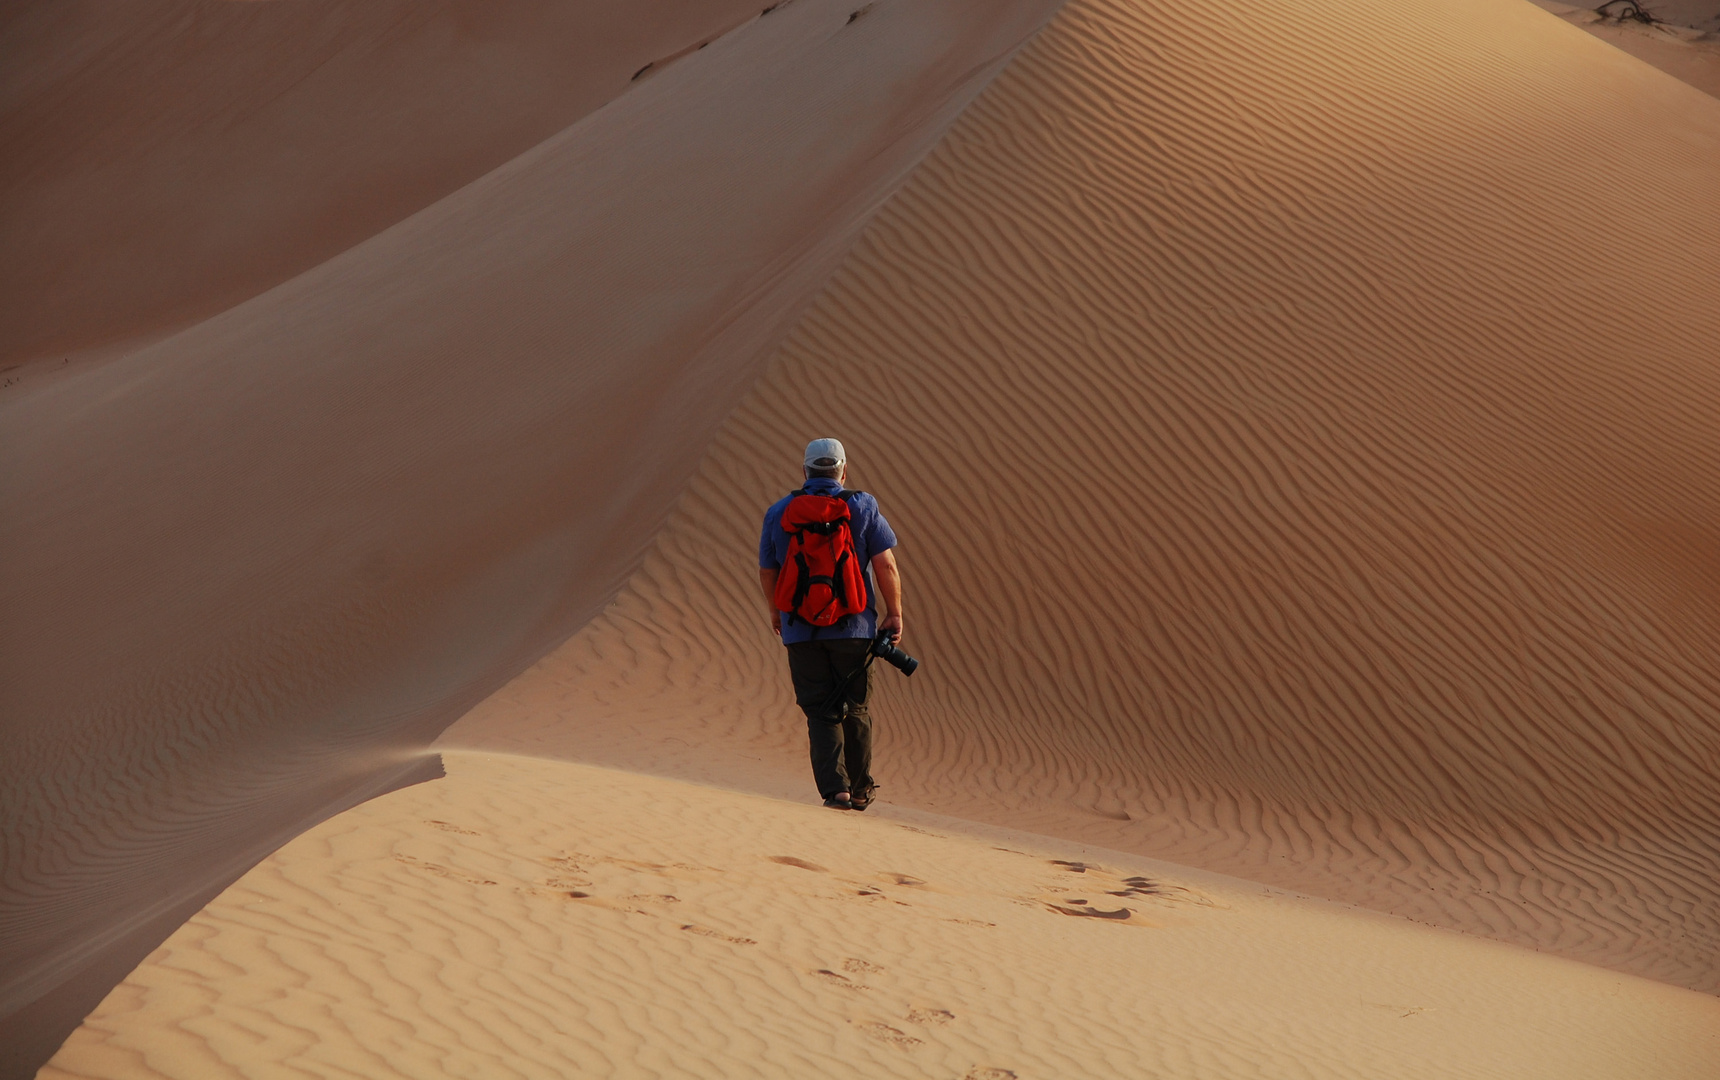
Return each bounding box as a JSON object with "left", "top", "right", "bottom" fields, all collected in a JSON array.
[{"left": 872, "top": 631, "right": 919, "bottom": 676}]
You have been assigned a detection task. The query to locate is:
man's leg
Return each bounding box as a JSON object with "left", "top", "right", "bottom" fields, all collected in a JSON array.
[
  {"left": 829, "top": 639, "right": 874, "bottom": 799},
  {"left": 786, "top": 641, "right": 848, "bottom": 798}
]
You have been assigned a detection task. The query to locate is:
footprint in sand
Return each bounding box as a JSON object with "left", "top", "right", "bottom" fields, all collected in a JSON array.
[
  {"left": 906, "top": 1007, "right": 954, "bottom": 1025},
  {"left": 1104, "top": 875, "right": 1162, "bottom": 899},
  {"left": 1050, "top": 859, "right": 1096, "bottom": 874},
  {"left": 814, "top": 969, "right": 867, "bottom": 990},
  {"left": 1100, "top": 875, "right": 1220, "bottom": 909},
  {"left": 1040, "top": 864, "right": 1219, "bottom": 913},
  {"left": 681, "top": 924, "right": 757, "bottom": 946},
  {"left": 769, "top": 855, "right": 829, "bottom": 872},
  {"left": 857, "top": 1021, "right": 921, "bottom": 1049},
  {"left": 1045, "top": 900, "right": 1132, "bottom": 920},
  {"left": 843, "top": 958, "right": 884, "bottom": 975},
  {"left": 963, "top": 1069, "right": 1017, "bottom": 1080},
  {"left": 422, "top": 820, "right": 480, "bottom": 836}
]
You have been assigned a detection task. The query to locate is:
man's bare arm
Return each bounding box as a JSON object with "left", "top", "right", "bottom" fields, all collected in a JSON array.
[
  {"left": 759, "top": 567, "right": 782, "bottom": 636},
  {"left": 872, "top": 549, "right": 903, "bottom": 641}
]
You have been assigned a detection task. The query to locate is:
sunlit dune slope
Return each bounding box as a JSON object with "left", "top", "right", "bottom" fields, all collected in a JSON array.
[
  {"left": 42, "top": 753, "right": 1720, "bottom": 1080},
  {"left": 447, "top": 0, "right": 1720, "bottom": 991},
  {"left": 0, "top": 2, "right": 1064, "bottom": 1073},
  {"left": 0, "top": 0, "right": 766, "bottom": 369}
]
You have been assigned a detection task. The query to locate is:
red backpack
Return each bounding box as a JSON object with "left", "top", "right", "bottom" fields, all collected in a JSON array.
[{"left": 773, "top": 488, "right": 869, "bottom": 626}]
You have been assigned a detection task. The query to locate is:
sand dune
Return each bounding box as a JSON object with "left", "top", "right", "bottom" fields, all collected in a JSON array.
[
  {"left": 0, "top": 1, "right": 1063, "bottom": 1071},
  {"left": 18, "top": 0, "right": 1720, "bottom": 1071},
  {"left": 0, "top": 0, "right": 766, "bottom": 372},
  {"left": 447, "top": 0, "right": 1720, "bottom": 994},
  {"left": 40, "top": 752, "right": 1720, "bottom": 1079}
]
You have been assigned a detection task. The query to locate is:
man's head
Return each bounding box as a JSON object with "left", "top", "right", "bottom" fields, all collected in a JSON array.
[{"left": 803, "top": 437, "right": 846, "bottom": 482}]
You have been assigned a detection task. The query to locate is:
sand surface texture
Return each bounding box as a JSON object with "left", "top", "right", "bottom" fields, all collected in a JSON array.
[
  {"left": 447, "top": 0, "right": 1720, "bottom": 996},
  {"left": 1, "top": 1, "right": 1062, "bottom": 1070},
  {"left": 16, "top": 0, "right": 1720, "bottom": 1073},
  {"left": 0, "top": 0, "right": 766, "bottom": 370},
  {"left": 41, "top": 752, "right": 1720, "bottom": 1080}
]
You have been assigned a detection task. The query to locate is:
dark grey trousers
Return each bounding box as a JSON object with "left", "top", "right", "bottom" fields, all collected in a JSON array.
[{"left": 785, "top": 638, "right": 873, "bottom": 799}]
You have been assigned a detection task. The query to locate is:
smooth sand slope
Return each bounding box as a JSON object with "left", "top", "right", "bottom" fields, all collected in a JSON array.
[
  {"left": 447, "top": 0, "right": 1720, "bottom": 994},
  {"left": 0, "top": 1, "right": 1064, "bottom": 1072},
  {"left": 41, "top": 752, "right": 1720, "bottom": 1080},
  {"left": 0, "top": 0, "right": 766, "bottom": 371}
]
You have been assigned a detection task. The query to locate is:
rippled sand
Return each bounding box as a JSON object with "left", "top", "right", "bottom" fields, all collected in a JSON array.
[
  {"left": 449, "top": 0, "right": 1720, "bottom": 992},
  {"left": 11, "top": 0, "right": 1720, "bottom": 1074},
  {"left": 43, "top": 753, "right": 1720, "bottom": 1079}
]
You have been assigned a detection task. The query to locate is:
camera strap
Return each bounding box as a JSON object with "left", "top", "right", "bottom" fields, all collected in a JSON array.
[{"left": 819, "top": 647, "right": 878, "bottom": 720}]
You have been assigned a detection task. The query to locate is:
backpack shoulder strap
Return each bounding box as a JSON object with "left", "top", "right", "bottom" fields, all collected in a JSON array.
[{"left": 837, "top": 489, "right": 866, "bottom": 501}]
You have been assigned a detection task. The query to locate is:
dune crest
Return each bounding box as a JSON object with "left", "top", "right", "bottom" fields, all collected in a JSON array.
[
  {"left": 1528, "top": 0, "right": 1720, "bottom": 99},
  {"left": 0, "top": 1, "right": 1065, "bottom": 1072},
  {"left": 0, "top": 0, "right": 767, "bottom": 371},
  {"left": 447, "top": 0, "right": 1720, "bottom": 991}
]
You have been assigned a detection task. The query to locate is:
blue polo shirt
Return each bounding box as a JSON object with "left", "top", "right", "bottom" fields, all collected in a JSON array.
[{"left": 759, "top": 477, "right": 897, "bottom": 644}]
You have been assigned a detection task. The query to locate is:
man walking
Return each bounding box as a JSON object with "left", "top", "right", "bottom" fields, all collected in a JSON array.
[{"left": 759, "top": 438, "right": 902, "bottom": 810}]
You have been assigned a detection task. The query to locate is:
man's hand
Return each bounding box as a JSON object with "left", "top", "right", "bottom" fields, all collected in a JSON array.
[{"left": 878, "top": 612, "right": 903, "bottom": 643}]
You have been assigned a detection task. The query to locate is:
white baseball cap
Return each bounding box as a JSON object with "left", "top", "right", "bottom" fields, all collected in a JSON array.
[{"left": 803, "top": 438, "right": 846, "bottom": 469}]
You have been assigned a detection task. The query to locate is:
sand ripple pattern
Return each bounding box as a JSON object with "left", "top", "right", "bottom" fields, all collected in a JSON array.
[
  {"left": 42, "top": 754, "right": 1720, "bottom": 1080},
  {"left": 456, "top": 0, "right": 1720, "bottom": 991}
]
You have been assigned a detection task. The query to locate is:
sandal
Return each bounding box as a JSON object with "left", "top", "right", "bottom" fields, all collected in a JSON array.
[
  {"left": 822, "top": 792, "right": 853, "bottom": 810},
  {"left": 850, "top": 785, "right": 876, "bottom": 811}
]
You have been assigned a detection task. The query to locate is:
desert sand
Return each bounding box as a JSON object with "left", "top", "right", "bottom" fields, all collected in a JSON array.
[
  {"left": 1, "top": 0, "right": 1064, "bottom": 1069},
  {"left": 447, "top": 0, "right": 1720, "bottom": 993},
  {"left": 39, "top": 752, "right": 1720, "bottom": 1079},
  {"left": 9, "top": 0, "right": 1720, "bottom": 1075},
  {"left": 0, "top": 0, "right": 768, "bottom": 370}
]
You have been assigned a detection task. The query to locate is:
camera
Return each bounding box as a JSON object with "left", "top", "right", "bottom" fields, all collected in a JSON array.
[{"left": 870, "top": 627, "right": 919, "bottom": 676}]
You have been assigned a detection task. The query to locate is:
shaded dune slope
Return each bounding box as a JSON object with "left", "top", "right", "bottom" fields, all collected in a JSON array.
[
  {"left": 0, "top": 2, "right": 1064, "bottom": 1073},
  {"left": 1534, "top": 1, "right": 1720, "bottom": 100},
  {"left": 448, "top": 0, "right": 1720, "bottom": 991},
  {"left": 0, "top": 0, "right": 765, "bottom": 370}
]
